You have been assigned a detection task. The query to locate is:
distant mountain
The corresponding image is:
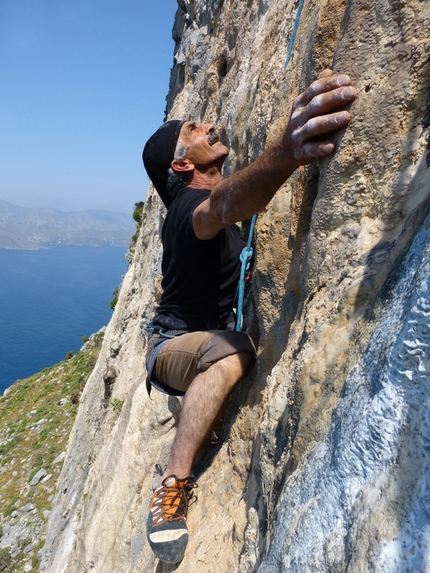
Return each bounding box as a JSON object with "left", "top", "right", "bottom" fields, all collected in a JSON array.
[{"left": 0, "top": 200, "right": 135, "bottom": 249}]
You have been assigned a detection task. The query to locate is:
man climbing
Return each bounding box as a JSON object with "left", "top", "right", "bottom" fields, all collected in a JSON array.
[{"left": 142, "top": 69, "right": 356, "bottom": 563}]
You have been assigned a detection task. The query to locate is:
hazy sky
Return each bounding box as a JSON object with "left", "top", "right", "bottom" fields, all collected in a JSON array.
[{"left": 0, "top": 0, "right": 179, "bottom": 215}]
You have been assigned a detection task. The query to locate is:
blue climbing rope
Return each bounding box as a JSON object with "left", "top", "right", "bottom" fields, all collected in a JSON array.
[
  {"left": 236, "top": 1, "right": 305, "bottom": 330},
  {"left": 235, "top": 4, "right": 305, "bottom": 329},
  {"left": 236, "top": 214, "right": 257, "bottom": 332},
  {"left": 238, "top": 2, "right": 303, "bottom": 328},
  {"left": 284, "top": 0, "right": 305, "bottom": 69}
]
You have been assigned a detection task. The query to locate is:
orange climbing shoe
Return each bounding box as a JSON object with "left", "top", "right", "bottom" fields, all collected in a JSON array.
[{"left": 146, "top": 475, "right": 197, "bottom": 563}]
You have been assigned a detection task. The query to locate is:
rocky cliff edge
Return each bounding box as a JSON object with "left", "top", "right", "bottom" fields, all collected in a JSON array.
[{"left": 40, "top": 1, "right": 430, "bottom": 571}]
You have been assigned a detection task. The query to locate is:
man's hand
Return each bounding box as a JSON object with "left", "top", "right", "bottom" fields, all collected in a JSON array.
[
  {"left": 282, "top": 69, "right": 356, "bottom": 166},
  {"left": 194, "top": 70, "right": 356, "bottom": 239}
]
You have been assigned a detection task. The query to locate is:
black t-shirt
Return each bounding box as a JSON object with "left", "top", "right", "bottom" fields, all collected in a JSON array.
[{"left": 152, "top": 187, "right": 245, "bottom": 331}]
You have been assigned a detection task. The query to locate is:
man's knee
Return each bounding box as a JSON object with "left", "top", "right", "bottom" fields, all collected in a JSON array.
[
  {"left": 212, "top": 351, "right": 254, "bottom": 382},
  {"left": 197, "top": 331, "right": 256, "bottom": 379}
]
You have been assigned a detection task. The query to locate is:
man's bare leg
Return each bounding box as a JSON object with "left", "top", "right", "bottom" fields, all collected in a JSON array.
[{"left": 160, "top": 351, "right": 252, "bottom": 483}]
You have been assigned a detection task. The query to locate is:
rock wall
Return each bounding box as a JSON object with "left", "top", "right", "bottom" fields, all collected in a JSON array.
[{"left": 40, "top": 0, "right": 430, "bottom": 571}]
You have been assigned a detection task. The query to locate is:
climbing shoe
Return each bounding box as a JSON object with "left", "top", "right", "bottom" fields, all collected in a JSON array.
[{"left": 146, "top": 475, "right": 197, "bottom": 563}]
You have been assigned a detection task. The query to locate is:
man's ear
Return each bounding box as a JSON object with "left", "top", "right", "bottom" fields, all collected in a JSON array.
[{"left": 171, "top": 158, "right": 195, "bottom": 173}]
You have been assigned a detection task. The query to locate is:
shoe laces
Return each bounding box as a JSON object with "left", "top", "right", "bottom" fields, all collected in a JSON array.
[{"left": 150, "top": 475, "right": 197, "bottom": 526}]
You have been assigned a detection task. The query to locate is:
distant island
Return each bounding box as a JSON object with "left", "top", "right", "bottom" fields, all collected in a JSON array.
[{"left": 0, "top": 200, "right": 135, "bottom": 249}]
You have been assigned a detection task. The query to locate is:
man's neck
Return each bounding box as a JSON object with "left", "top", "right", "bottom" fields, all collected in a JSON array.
[{"left": 187, "top": 166, "right": 223, "bottom": 191}]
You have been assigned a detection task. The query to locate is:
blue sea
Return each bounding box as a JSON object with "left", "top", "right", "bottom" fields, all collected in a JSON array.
[{"left": 0, "top": 245, "right": 128, "bottom": 394}]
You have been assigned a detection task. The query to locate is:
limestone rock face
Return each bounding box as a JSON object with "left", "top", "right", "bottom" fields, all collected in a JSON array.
[{"left": 41, "top": 1, "right": 430, "bottom": 571}]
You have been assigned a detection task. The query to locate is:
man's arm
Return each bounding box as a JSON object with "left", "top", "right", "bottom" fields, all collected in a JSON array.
[{"left": 193, "top": 70, "right": 356, "bottom": 240}]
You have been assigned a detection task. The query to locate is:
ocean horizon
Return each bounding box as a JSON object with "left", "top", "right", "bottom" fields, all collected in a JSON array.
[{"left": 0, "top": 245, "right": 128, "bottom": 395}]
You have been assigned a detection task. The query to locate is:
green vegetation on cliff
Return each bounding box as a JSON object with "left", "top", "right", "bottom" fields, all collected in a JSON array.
[{"left": 0, "top": 331, "right": 103, "bottom": 573}]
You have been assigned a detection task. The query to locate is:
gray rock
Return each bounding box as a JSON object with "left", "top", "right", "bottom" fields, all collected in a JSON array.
[
  {"left": 22, "top": 503, "right": 35, "bottom": 513},
  {"left": 30, "top": 469, "right": 47, "bottom": 486},
  {"left": 53, "top": 452, "right": 66, "bottom": 465}
]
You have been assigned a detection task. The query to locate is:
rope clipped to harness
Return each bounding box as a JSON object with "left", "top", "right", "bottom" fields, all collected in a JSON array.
[
  {"left": 236, "top": 4, "right": 305, "bottom": 331},
  {"left": 236, "top": 214, "right": 257, "bottom": 332}
]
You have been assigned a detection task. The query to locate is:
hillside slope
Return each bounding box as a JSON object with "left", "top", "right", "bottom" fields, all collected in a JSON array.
[
  {"left": 0, "top": 333, "right": 103, "bottom": 573},
  {"left": 40, "top": 1, "right": 430, "bottom": 571}
]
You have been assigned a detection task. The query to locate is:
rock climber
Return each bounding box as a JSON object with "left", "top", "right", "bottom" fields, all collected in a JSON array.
[{"left": 142, "top": 69, "right": 356, "bottom": 564}]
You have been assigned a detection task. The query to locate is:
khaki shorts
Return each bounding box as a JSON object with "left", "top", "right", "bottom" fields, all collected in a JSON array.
[{"left": 148, "top": 330, "right": 256, "bottom": 395}]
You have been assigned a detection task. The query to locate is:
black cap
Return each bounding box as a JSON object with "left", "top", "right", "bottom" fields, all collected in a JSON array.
[{"left": 142, "top": 120, "right": 185, "bottom": 208}]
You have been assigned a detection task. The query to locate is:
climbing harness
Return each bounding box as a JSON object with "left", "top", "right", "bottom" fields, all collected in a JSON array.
[
  {"left": 284, "top": 0, "right": 305, "bottom": 69},
  {"left": 235, "top": 214, "right": 257, "bottom": 332}
]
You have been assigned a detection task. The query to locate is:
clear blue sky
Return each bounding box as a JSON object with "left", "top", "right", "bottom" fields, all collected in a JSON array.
[{"left": 0, "top": 0, "right": 179, "bottom": 215}]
